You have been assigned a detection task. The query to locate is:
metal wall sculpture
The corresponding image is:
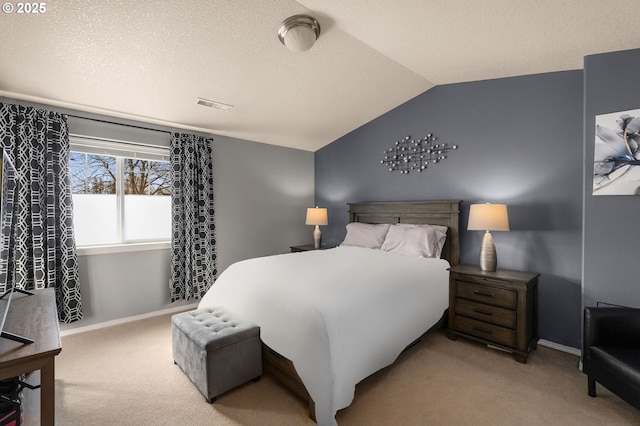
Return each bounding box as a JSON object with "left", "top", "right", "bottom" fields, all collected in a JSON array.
[{"left": 381, "top": 134, "right": 458, "bottom": 174}]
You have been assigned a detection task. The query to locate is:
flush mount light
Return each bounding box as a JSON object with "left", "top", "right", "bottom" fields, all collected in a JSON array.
[{"left": 278, "top": 14, "right": 321, "bottom": 52}]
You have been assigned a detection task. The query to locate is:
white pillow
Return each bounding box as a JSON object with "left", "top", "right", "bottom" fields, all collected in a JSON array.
[
  {"left": 340, "top": 223, "right": 391, "bottom": 249},
  {"left": 422, "top": 224, "right": 448, "bottom": 257},
  {"left": 381, "top": 224, "right": 448, "bottom": 258}
]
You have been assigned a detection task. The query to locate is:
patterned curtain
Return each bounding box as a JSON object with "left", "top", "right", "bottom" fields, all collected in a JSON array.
[
  {"left": 0, "top": 152, "right": 18, "bottom": 298},
  {"left": 0, "top": 103, "right": 82, "bottom": 322},
  {"left": 169, "top": 132, "right": 217, "bottom": 301}
]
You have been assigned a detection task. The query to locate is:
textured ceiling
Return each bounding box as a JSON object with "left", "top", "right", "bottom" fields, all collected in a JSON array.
[{"left": 1, "top": 0, "right": 639, "bottom": 151}]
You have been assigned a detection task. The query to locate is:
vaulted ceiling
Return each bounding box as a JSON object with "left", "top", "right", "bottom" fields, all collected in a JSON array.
[{"left": 1, "top": 1, "right": 639, "bottom": 151}]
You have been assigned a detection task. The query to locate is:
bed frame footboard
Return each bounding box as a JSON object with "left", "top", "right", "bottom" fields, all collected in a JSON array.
[
  {"left": 261, "top": 311, "right": 447, "bottom": 423},
  {"left": 262, "top": 344, "right": 316, "bottom": 422}
]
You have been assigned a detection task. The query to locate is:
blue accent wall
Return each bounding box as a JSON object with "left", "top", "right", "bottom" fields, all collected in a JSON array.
[
  {"left": 315, "top": 71, "right": 584, "bottom": 348},
  {"left": 583, "top": 48, "right": 640, "bottom": 310}
]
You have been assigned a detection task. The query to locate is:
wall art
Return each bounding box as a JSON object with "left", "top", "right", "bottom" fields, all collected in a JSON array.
[
  {"left": 381, "top": 134, "right": 457, "bottom": 174},
  {"left": 593, "top": 108, "right": 640, "bottom": 195}
]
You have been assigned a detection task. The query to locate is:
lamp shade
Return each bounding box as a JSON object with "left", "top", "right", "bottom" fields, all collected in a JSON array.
[
  {"left": 467, "top": 203, "right": 510, "bottom": 231},
  {"left": 305, "top": 207, "right": 328, "bottom": 226}
]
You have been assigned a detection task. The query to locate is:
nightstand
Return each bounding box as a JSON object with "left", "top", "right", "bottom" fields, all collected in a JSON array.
[
  {"left": 290, "top": 244, "right": 326, "bottom": 253},
  {"left": 447, "top": 264, "right": 539, "bottom": 363}
]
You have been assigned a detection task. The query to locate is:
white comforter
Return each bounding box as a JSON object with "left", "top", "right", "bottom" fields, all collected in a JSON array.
[{"left": 198, "top": 246, "right": 450, "bottom": 425}]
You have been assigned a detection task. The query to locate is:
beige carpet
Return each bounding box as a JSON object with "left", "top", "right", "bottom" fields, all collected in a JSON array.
[{"left": 56, "top": 313, "right": 640, "bottom": 425}]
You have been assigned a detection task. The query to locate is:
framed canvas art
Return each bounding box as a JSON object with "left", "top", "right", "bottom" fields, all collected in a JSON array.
[{"left": 593, "top": 109, "right": 640, "bottom": 195}]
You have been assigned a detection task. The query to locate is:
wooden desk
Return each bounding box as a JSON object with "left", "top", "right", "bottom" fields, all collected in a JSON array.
[{"left": 0, "top": 288, "right": 61, "bottom": 425}]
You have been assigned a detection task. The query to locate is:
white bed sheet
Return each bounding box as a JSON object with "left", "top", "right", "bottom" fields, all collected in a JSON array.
[{"left": 198, "top": 246, "right": 450, "bottom": 425}]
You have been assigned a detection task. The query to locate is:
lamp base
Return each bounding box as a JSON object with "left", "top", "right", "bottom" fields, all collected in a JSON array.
[
  {"left": 479, "top": 231, "right": 497, "bottom": 271},
  {"left": 312, "top": 225, "right": 321, "bottom": 249}
]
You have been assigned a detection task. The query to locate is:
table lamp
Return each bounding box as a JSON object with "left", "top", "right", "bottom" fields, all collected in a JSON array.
[
  {"left": 467, "top": 203, "right": 510, "bottom": 271},
  {"left": 305, "top": 207, "right": 328, "bottom": 249}
]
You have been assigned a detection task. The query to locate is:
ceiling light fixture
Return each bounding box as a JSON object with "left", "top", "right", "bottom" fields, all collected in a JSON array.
[{"left": 278, "top": 14, "right": 321, "bottom": 52}]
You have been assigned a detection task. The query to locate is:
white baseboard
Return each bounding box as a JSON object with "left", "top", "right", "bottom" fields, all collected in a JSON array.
[
  {"left": 538, "top": 339, "right": 581, "bottom": 357},
  {"left": 60, "top": 303, "right": 199, "bottom": 337}
]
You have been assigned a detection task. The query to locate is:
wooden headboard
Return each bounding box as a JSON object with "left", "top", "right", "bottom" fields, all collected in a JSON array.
[{"left": 347, "top": 200, "right": 461, "bottom": 266}]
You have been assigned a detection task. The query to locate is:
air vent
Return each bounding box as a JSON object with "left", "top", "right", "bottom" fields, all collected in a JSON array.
[{"left": 196, "top": 97, "right": 233, "bottom": 111}]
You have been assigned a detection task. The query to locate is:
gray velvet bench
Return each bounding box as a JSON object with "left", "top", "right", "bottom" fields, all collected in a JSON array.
[{"left": 172, "top": 307, "right": 262, "bottom": 403}]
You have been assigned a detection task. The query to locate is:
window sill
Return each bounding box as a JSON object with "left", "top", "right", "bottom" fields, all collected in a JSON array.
[{"left": 77, "top": 241, "right": 170, "bottom": 256}]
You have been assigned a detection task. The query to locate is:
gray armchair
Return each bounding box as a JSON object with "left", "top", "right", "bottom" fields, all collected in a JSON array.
[{"left": 583, "top": 307, "right": 640, "bottom": 410}]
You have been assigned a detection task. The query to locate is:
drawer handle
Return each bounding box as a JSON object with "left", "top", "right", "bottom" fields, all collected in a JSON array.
[
  {"left": 473, "top": 326, "right": 493, "bottom": 334},
  {"left": 473, "top": 308, "right": 493, "bottom": 316},
  {"left": 473, "top": 290, "right": 494, "bottom": 298}
]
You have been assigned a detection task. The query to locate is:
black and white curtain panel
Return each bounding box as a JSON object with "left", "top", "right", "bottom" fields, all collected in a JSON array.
[
  {"left": 0, "top": 103, "right": 83, "bottom": 323},
  {"left": 169, "top": 132, "right": 217, "bottom": 302}
]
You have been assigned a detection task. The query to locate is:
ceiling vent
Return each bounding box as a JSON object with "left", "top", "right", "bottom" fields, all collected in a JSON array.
[{"left": 196, "top": 97, "right": 233, "bottom": 111}]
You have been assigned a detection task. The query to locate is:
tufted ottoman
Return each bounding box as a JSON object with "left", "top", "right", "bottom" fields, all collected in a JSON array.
[{"left": 172, "top": 307, "right": 262, "bottom": 403}]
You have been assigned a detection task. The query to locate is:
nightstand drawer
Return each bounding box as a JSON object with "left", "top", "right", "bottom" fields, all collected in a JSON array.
[
  {"left": 455, "top": 299, "right": 516, "bottom": 328},
  {"left": 456, "top": 281, "right": 516, "bottom": 309},
  {"left": 454, "top": 316, "right": 516, "bottom": 347}
]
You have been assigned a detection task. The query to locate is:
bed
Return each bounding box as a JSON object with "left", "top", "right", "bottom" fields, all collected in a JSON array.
[{"left": 198, "top": 200, "right": 460, "bottom": 425}]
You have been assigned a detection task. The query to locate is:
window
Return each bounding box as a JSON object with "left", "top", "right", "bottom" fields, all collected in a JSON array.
[{"left": 69, "top": 137, "right": 171, "bottom": 247}]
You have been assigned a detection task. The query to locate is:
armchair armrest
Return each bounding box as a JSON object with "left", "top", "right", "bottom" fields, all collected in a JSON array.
[{"left": 583, "top": 307, "right": 640, "bottom": 355}]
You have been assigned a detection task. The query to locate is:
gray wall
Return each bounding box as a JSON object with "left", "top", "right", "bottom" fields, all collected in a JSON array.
[
  {"left": 75, "top": 249, "right": 175, "bottom": 326},
  {"left": 315, "top": 71, "right": 584, "bottom": 348},
  {"left": 583, "top": 48, "right": 640, "bottom": 309},
  {"left": 213, "top": 135, "right": 315, "bottom": 273},
  {"left": 1, "top": 97, "right": 314, "bottom": 330}
]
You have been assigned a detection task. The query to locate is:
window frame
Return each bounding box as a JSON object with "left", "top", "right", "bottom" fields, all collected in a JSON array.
[{"left": 69, "top": 136, "right": 172, "bottom": 253}]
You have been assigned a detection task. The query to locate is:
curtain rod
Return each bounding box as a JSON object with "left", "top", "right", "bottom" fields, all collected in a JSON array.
[{"left": 67, "top": 114, "right": 172, "bottom": 135}]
